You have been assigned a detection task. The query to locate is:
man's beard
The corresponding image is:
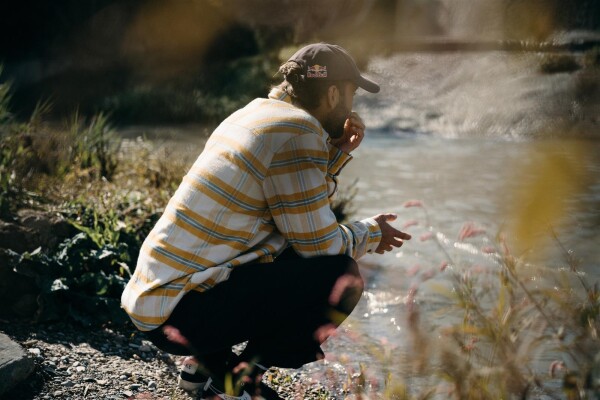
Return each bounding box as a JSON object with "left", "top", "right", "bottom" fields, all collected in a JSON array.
[{"left": 322, "top": 100, "right": 350, "bottom": 139}]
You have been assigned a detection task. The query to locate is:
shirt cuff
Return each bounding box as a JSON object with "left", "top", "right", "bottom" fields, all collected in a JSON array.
[
  {"left": 328, "top": 144, "right": 353, "bottom": 176},
  {"left": 362, "top": 217, "right": 382, "bottom": 254}
]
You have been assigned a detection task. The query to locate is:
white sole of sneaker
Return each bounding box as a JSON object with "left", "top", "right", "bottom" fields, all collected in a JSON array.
[{"left": 177, "top": 376, "right": 205, "bottom": 392}]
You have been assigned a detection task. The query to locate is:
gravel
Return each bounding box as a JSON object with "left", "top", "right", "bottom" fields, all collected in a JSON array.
[
  {"left": 1, "top": 320, "right": 192, "bottom": 400},
  {"left": 1, "top": 320, "right": 334, "bottom": 400}
]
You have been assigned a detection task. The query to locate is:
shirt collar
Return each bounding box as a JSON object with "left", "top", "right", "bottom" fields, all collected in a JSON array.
[{"left": 268, "top": 87, "right": 293, "bottom": 104}]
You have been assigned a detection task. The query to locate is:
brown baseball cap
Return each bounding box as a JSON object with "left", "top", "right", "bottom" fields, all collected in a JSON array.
[{"left": 287, "top": 43, "right": 380, "bottom": 93}]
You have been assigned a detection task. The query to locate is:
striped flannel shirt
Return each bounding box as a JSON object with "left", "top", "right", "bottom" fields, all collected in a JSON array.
[{"left": 121, "top": 87, "right": 382, "bottom": 331}]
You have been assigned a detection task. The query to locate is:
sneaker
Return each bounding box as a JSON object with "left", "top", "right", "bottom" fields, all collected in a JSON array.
[
  {"left": 178, "top": 357, "right": 211, "bottom": 392},
  {"left": 178, "top": 357, "right": 252, "bottom": 400}
]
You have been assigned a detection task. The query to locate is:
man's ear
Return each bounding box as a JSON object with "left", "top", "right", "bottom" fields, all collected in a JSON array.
[{"left": 326, "top": 85, "right": 340, "bottom": 110}]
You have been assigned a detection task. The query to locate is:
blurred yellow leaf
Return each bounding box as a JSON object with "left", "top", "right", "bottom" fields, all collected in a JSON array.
[{"left": 509, "top": 140, "right": 589, "bottom": 257}]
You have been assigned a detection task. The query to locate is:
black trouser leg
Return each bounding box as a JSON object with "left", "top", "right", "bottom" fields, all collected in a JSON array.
[{"left": 145, "top": 252, "right": 363, "bottom": 377}]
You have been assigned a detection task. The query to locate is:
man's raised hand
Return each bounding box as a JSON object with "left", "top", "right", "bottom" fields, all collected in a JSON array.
[
  {"left": 331, "top": 112, "right": 366, "bottom": 154},
  {"left": 373, "top": 213, "right": 411, "bottom": 254}
]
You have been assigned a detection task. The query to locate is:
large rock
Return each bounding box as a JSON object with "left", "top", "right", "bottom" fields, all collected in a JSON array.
[
  {"left": 16, "top": 209, "right": 74, "bottom": 252},
  {"left": 0, "top": 333, "right": 35, "bottom": 396},
  {"left": 0, "top": 209, "right": 74, "bottom": 254},
  {"left": 0, "top": 220, "right": 32, "bottom": 254}
]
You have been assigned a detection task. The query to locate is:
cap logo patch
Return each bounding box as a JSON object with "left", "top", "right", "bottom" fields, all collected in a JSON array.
[{"left": 307, "top": 64, "right": 327, "bottom": 78}]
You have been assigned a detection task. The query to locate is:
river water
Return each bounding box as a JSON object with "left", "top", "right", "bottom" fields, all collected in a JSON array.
[
  {"left": 290, "top": 52, "right": 599, "bottom": 398},
  {"left": 300, "top": 53, "right": 600, "bottom": 398},
  {"left": 124, "top": 51, "right": 600, "bottom": 397},
  {"left": 313, "top": 133, "right": 600, "bottom": 398}
]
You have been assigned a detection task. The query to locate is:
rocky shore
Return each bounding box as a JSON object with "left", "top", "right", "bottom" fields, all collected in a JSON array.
[
  {"left": 1, "top": 320, "right": 195, "bottom": 400},
  {"left": 0, "top": 320, "right": 333, "bottom": 400}
]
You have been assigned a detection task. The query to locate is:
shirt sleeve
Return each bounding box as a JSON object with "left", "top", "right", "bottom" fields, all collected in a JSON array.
[
  {"left": 263, "top": 133, "right": 381, "bottom": 259},
  {"left": 326, "top": 143, "right": 353, "bottom": 198}
]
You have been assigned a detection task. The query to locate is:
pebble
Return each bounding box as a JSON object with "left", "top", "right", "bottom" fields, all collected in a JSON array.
[
  {"left": 122, "top": 390, "right": 134, "bottom": 397},
  {"left": 28, "top": 347, "right": 41, "bottom": 356},
  {"left": 148, "top": 380, "right": 157, "bottom": 389},
  {"left": 62, "top": 380, "right": 75, "bottom": 387},
  {"left": 53, "top": 391, "right": 63, "bottom": 397},
  {"left": 129, "top": 383, "right": 142, "bottom": 390},
  {"left": 76, "top": 366, "right": 86, "bottom": 372},
  {"left": 139, "top": 343, "right": 152, "bottom": 352}
]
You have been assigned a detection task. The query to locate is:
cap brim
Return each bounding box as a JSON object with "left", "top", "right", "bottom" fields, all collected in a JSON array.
[{"left": 357, "top": 75, "right": 380, "bottom": 93}]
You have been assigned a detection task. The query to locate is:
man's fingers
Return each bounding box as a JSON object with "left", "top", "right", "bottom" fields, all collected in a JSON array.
[
  {"left": 396, "top": 231, "right": 412, "bottom": 240},
  {"left": 382, "top": 213, "right": 397, "bottom": 222},
  {"left": 389, "top": 237, "right": 404, "bottom": 247}
]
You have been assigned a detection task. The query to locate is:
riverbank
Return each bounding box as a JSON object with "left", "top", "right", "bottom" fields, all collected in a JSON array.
[
  {"left": 1, "top": 320, "right": 333, "bottom": 400},
  {"left": 1, "top": 320, "right": 189, "bottom": 400}
]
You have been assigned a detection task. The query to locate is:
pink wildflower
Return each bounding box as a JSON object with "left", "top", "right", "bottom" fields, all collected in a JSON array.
[
  {"left": 406, "top": 284, "right": 418, "bottom": 303},
  {"left": 421, "top": 269, "right": 436, "bottom": 281},
  {"left": 162, "top": 325, "right": 190, "bottom": 347},
  {"left": 458, "top": 222, "right": 486, "bottom": 241},
  {"left": 402, "top": 219, "right": 419, "bottom": 229},
  {"left": 549, "top": 360, "right": 566, "bottom": 378},
  {"left": 471, "top": 265, "right": 485, "bottom": 274},
  {"left": 439, "top": 261, "right": 449, "bottom": 271},
  {"left": 406, "top": 264, "right": 421, "bottom": 277},
  {"left": 420, "top": 232, "right": 434, "bottom": 242},
  {"left": 403, "top": 200, "right": 424, "bottom": 208},
  {"left": 481, "top": 246, "right": 497, "bottom": 254},
  {"left": 314, "top": 323, "right": 337, "bottom": 344},
  {"left": 463, "top": 337, "right": 479, "bottom": 352},
  {"left": 329, "top": 274, "right": 363, "bottom": 306}
]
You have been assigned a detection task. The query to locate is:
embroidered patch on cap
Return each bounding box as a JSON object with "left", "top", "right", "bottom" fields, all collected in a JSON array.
[{"left": 307, "top": 64, "right": 327, "bottom": 78}]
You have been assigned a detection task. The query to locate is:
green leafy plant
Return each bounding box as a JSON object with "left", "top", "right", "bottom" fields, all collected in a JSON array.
[
  {"left": 5, "top": 203, "right": 137, "bottom": 326},
  {"left": 0, "top": 65, "right": 11, "bottom": 125},
  {"left": 66, "top": 111, "right": 121, "bottom": 180}
]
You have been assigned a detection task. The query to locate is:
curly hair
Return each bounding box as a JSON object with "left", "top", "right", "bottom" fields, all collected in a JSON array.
[{"left": 276, "top": 61, "right": 344, "bottom": 110}]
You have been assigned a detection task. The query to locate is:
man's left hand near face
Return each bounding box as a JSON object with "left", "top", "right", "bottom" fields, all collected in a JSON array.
[{"left": 331, "top": 111, "right": 366, "bottom": 154}]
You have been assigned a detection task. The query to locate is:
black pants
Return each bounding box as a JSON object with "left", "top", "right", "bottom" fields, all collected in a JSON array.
[{"left": 145, "top": 249, "right": 363, "bottom": 375}]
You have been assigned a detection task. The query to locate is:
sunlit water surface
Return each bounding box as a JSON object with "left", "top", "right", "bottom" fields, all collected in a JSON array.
[{"left": 303, "top": 133, "right": 600, "bottom": 398}]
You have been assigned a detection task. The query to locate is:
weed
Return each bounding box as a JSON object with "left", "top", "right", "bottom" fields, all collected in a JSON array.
[{"left": 0, "top": 65, "right": 12, "bottom": 125}]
